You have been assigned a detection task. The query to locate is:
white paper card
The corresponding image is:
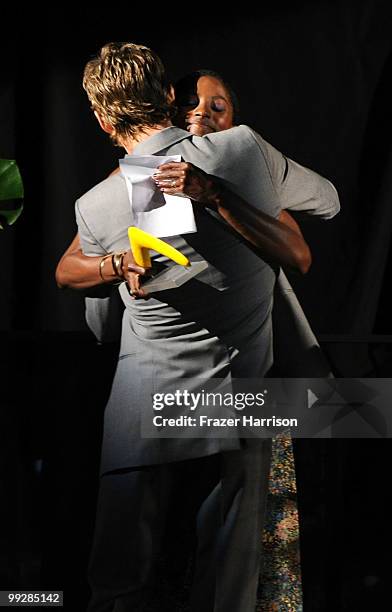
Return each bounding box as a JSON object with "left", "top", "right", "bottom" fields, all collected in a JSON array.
[{"left": 120, "top": 155, "right": 196, "bottom": 237}]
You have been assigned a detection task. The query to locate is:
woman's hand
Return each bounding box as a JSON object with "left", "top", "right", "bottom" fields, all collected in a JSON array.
[
  {"left": 122, "top": 250, "right": 149, "bottom": 299},
  {"left": 152, "top": 161, "right": 220, "bottom": 206},
  {"left": 122, "top": 249, "right": 150, "bottom": 299}
]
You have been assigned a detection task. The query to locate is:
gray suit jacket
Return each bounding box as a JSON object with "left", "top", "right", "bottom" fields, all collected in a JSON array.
[{"left": 76, "top": 126, "right": 339, "bottom": 471}]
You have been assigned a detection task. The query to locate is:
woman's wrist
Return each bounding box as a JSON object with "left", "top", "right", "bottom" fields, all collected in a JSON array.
[
  {"left": 99, "top": 251, "right": 127, "bottom": 283},
  {"left": 112, "top": 252, "right": 126, "bottom": 278},
  {"left": 203, "top": 179, "right": 224, "bottom": 208}
]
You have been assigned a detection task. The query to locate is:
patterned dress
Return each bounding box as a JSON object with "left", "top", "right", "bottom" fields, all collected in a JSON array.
[{"left": 258, "top": 434, "right": 302, "bottom": 611}]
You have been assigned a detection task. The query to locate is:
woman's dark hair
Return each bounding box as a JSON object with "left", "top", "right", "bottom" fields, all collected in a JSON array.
[{"left": 174, "top": 69, "right": 240, "bottom": 125}]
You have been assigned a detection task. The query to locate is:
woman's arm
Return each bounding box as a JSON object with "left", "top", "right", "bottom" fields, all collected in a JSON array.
[
  {"left": 56, "top": 165, "right": 147, "bottom": 295},
  {"left": 215, "top": 201, "right": 311, "bottom": 274},
  {"left": 154, "top": 162, "right": 312, "bottom": 274},
  {"left": 55, "top": 233, "right": 104, "bottom": 289},
  {"left": 55, "top": 233, "right": 146, "bottom": 295},
  {"left": 56, "top": 160, "right": 311, "bottom": 293}
]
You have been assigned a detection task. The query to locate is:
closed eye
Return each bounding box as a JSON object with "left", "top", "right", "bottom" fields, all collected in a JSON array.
[{"left": 211, "top": 97, "right": 228, "bottom": 112}]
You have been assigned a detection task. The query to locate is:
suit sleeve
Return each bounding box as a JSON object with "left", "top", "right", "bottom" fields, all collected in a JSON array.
[
  {"left": 247, "top": 129, "right": 340, "bottom": 219},
  {"left": 75, "top": 199, "right": 108, "bottom": 256},
  {"left": 75, "top": 199, "right": 118, "bottom": 342},
  {"left": 189, "top": 126, "right": 282, "bottom": 219}
]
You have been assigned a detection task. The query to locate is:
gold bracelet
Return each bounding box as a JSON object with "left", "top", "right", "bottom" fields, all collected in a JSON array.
[
  {"left": 99, "top": 253, "right": 113, "bottom": 281},
  {"left": 112, "top": 251, "right": 126, "bottom": 278}
]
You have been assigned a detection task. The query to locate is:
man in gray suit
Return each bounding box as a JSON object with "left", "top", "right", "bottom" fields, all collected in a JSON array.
[{"left": 76, "top": 42, "right": 339, "bottom": 611}]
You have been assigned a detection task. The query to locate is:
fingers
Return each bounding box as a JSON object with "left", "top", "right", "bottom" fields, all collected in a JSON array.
[
  {"left": 156, "top": 183, "right": 187, "bottom": 196},
  {"left": 153, "top": 162, "right": 191, "bottom": 193},
  {"left": 125, "top": 270, "right": 149, "bottom": 300},
  {"left": 122, "top": 250, "right": 146, "bottom": 276},
  {"left": 153, "top": 169, "right": 186, "bottom": 181},
  {"left": 130, "top": 275, "right": 145, "bottom": 299},
  {"left": 153, "top": 162, "right": 208, "bottom": 201},
  {"left": 153, "top": 170, "right": 187, "bottom": 195},
  {"left": 122, "top": 250, "right": 149, "bottom": 299},
  {"left": 126, "top": 263, "right": 146, "bottom": 276},
  {"left": 156, "top": 162, "right": 190, "bottom": 172}
]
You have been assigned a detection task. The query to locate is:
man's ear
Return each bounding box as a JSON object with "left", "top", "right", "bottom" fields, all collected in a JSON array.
[
  {"left": 167, "top": 85, "right": 175, "bottom": 105},
  {"left": 94, "top": 110, "right": 115, "bottom": 135}
]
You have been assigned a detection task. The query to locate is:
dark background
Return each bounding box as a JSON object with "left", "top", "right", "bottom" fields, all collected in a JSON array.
[{"left": 1, "top": 2, "right": 392, "bottom": 610}]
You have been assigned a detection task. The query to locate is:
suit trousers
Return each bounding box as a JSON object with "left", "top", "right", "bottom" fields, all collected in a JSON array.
[{"left": 87, "top": 438, "right": 272, "bottom": 612}]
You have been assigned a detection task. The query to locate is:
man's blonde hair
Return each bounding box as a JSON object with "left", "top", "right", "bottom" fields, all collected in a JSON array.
[{"left": 83, "top": 42, "right": 174, "bottom": 144}]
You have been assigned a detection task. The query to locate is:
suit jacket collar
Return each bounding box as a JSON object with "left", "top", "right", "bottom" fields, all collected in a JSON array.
[{"left": 131, "top": 126, "right": 191, "bottom": 155}]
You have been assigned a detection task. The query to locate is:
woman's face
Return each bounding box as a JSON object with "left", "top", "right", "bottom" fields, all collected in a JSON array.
[{"left": 175, "top": 75, "right": 234, "bottom": 136}]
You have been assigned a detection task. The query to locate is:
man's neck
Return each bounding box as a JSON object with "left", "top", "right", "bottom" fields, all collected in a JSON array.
[{"left": 122, "top": 120, "right": 173, "bottom": 154}]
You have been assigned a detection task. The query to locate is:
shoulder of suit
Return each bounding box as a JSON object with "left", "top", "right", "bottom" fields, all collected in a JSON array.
[
  {"left": 76, "top": 174, "right": 127, "bottom": 213},
  {"left": 212, "top": 125, "right": 284, "bottom": 166},
  {"left": 200, "top": 124, "right": 271, "bottom": 154},
  {"left": 203, "top": 124, "right": 255, "bottom": 144}
]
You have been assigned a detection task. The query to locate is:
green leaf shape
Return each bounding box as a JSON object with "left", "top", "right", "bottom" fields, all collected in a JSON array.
[
  {"left": 0, "top": 203, "right": 24, "bottom": 229},
  {"left": 0, "top": 159, "right": 24, "bottom": 228},
  {"left": 0, "top": 159, "right": 24, "bottom": 201}
]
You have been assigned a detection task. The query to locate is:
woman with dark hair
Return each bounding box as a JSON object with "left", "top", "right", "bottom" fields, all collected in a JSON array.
[
  {"left": 174, "top": 69, "right": 241, "bottom": 126},
  {"left": 172, "top": 69, "right": 323, "bottom": 611}
]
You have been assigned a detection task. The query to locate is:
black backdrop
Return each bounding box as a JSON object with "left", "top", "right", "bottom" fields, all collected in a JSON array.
[
  {"left": 1, "top": 1, "right": 392, "bottom": 337},
  {"left": 1, "top": 2, "right": 392, "bottom": 611}
]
